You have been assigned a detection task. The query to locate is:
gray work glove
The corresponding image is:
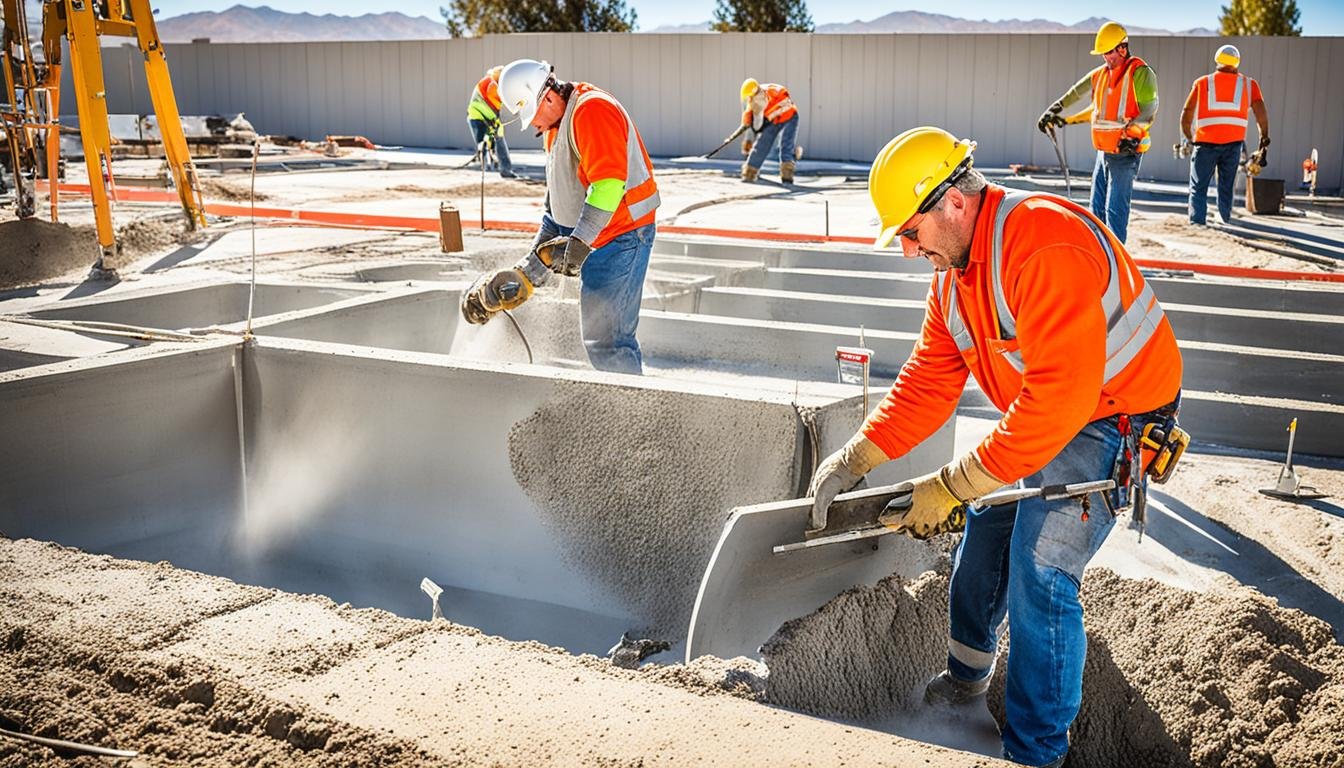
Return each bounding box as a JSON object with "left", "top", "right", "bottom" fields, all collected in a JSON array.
[
  {"left": 807, "top": 434, "right": 889, "bottom": 534},
  {"left": 535, "top": 235, "right": 592, "bottom": 278},
  {"left": 1037, "top": 102, "right": 1066, "bottom": 134}
]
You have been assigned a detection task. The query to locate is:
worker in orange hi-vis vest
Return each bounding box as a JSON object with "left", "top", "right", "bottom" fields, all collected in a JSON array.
[
  {"left": 1038, "top": 21, "right": 1158, "bottom": 244},
  {"left": 1180, "top": 44, "right": 1270, "bottom": 225},
  {"left": 813, "top": 127, "right": 1183, "bottom": 768},
  {"left": 459, "top": 59, "right": 660, "bottom": 376},
  {"left": 466, "top": 65, "right": 516, "bottom": 178},
  {"left": 739, "top": 78, "right": 801, "bottom": 184}
]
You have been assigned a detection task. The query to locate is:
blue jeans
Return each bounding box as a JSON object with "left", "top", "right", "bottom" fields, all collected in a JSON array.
[
  {"left": 1089, "top": 151, "right": 1141, "bottom": 244},
  {"left": 746, "top": 113, "right": 799, "bottom": 171},
  {"left": 1189, "top": 141, "right": 1241, "bottom": 225},
  {"left": 468, "top": 118, "right": 513, "bottom": 176},
  {"left": 543, "top": 213, "right": 654, "bottom": 375},
  {"left": 945, "top": 416, "right": 1146, "bottom": 767}
]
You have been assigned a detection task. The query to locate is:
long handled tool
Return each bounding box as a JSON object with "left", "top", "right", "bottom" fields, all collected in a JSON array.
[
  {"left": 774, "top": 479, "right": 1115, "bottom": 554},
  {"left": 705, "top": 124, "right": 750, "bottom": 159},
  {"left": 1045, "top": 124, "right": 1072, "bottom": 201}
]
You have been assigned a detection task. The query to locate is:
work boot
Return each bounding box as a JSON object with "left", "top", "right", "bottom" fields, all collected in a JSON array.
[
  {"left": 923, "top": 669, "right": 991, "bottom": 706},
  {"left": 780, "top": 160, "right": 796, "bottom": 184},
  {"left": 741, "top": 163, "right": 759, "bottom": 182}
]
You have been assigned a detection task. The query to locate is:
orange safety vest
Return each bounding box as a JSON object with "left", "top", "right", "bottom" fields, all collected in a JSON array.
[
  {"left": 741, "top": 84, "right": 798, "bottom": 126},
  {"left": 545, "top": 83, "right": 660, "bottom": 248},
  {"left": 861, "top": 186, "right": 1182, "bottom": 482},
  {"left": 1192, "top": 72, "right": 1255, "bottom": 144},
  {"left": 476, "top": 77, "right": 501, "bottom": 112},
  {"left": 1090, "top": 57, "right": 1150, "bottom": 154}
]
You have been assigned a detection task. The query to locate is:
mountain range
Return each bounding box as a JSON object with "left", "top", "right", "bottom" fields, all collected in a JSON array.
[{"left": 151, "top": 6, "right": 1213, "bottom": 43}]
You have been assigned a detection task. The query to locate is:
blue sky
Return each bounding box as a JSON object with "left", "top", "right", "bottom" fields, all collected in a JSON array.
[{"left": 160, "top": 1, "right": 1344, "bottom": 35}]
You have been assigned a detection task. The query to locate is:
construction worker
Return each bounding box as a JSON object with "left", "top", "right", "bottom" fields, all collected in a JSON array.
[
  {"left": 809, "top": 127, "right": 1182, "bottom": 767},
  {"left": 459, "top": 59, "right": 660, "bottom": 376},
  {"left": 466, "top": 65, "right": 516, "bottom": 178},
  {"left": 1180, "top": 44, "right": 1270, "bottom": 225},
  {"left": 1038, "top": 21, "right": 1157, "bottom": 244},
  {"left": 739, "top": 78, "right": 800, "bottom": 184}
]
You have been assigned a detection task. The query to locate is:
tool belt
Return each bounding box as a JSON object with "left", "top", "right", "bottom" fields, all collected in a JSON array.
[{"left": 1104, "top": 392, "right": 1190, "bottom": 537}]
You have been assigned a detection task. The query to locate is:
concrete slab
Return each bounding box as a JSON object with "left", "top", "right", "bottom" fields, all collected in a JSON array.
[
  {"left": 252, "top": 287, "right": 458, "bottom": 355},
  {"left": 353, "top": 261, "right": 470, "bottom": 282},
  {"left": 1181, "top": 390, "right": 1343, "bottom": 457},
  {"left": 647, "top": 253, "right": 767, "bottom": 285},
  {"left": 697, "top": 286, "right": 927, "bottom": 331},
  {"left": 656, "top": 236, "right": 928, "bottom": 274},
  {"left": 1146, "top": 274, "right": 1344, "bottom": 314},
  {"left": 1180, "top": 341, "right": 1341, "bottom": 404},
  {"left": 0, "top": 319, "right": 143, "bottom": 371}
]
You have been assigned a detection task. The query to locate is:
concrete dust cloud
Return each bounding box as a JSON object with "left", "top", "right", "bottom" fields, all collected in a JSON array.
[{"left": 233, "top": 397, "right": 371, "bottom": 559}]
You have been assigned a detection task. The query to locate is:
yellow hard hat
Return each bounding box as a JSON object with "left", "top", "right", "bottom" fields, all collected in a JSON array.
[
  {"left": 1215, "top": 44, "right": 1240, "bottom": 68},
  {"left": 1091, "top": 21, "right": 1129, "bottom": 55},
  {"left": 868, "top": 126, "right": 976, "bottom": 248},
  {"left": 740, "top": 78, "right": 759, "bottom": 102}
]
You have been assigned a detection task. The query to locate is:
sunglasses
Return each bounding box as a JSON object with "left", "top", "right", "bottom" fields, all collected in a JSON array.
[{"left": 895, "top": 159, "right": 972, "bottom": 241}]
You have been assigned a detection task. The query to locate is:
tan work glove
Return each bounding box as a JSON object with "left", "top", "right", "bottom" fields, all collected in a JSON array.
[
  {"left": 460, "top": 268, "right": 535, "bottom": 325},
  {"left": 878, "top": 451, "right": 1007, "bottom": 540},
  {"left": 807, "top": 434, "right": 888, "bottom": 534},
  {"left": 741, "top": 137, "right": 754, "bottom": 156}
]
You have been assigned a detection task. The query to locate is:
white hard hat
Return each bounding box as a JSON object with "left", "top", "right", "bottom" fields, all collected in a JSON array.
[
  {"left": 498, "top": 58, "right": 553, "bottom": 131},
  {"left": 1215, "top": 44, "right": 1240, "bottom": 68}
]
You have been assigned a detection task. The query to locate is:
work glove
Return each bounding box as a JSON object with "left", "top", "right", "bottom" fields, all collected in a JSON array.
[
  {"left": 1258, "top": 135, "right": 1271, "bottom": 151},
  {"left": 741, "top": 136, "right": 754, "bottom": 156},
  {"left": 877, "top": 451, "right": 1007, "bottom": 540},
  {"left": 1037, "top": 102, "right": 1066, "bottom": 134},
  {"left": 806, "top": 434, "right": 889, "bottom": 534},
  {"left": 1117, "top": 137, "right": 1141, "bottom": 154},
  {"left": 535, "top": 235, "right": 592, "bottom": 278},
  {"left": 460, "top": 268, "right": 534, "bottom": 325}
]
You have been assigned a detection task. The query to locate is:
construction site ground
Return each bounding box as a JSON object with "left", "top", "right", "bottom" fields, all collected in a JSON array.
[{"left": 2, "top": 147, "right": 1343, "bottom": 767}]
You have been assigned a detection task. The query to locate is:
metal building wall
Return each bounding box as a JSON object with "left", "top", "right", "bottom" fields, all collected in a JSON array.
[{"left": 75, "top": 33, "right": 1344, "bottom": 190}]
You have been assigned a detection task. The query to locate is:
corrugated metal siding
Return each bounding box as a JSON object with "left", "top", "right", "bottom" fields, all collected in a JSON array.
[{"left": 60, "top": 33, "right": 1344, "bottom": 190}]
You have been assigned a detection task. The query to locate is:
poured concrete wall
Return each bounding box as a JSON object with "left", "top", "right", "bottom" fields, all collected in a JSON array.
[
  {"left": 0, "top": 341, "right": 244, "bottom": 553},
  {"left": 253, "top": 288, "right": 458, "bottom": 355},
  {"left": 83, "top": 35, "right": 1344, "bottom": 190},
  {"left": 29, "top": 281, "right": 368, "bottom": 331}
]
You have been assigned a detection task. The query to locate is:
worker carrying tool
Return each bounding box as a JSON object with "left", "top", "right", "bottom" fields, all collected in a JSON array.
[
  {"left": 809, "top": 126, "right": 1184, "bottom": 768},
  {"left": 1037, "top": 21, "right": 1157, "bottom": 244},
  {"left": 1179, "top": 44, "right": 1270, "bottom": 226},
  {"left": 466, "top": 65, "right": 517, "bottom": 178},
  {"left": 460, "top": 59, "right": 660, "bottom": 375},
  {"left": 738, "top": 78, "right": 801, "bottom": 184}
]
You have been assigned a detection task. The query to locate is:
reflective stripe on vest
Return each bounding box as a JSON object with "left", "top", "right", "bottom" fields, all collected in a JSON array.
[
  {"left": 938, "top": 191, "right": 1167, "bottom": 384},
  {"left": 547, "top": 87, "right": 661, "bottom": 228},
  {"left": 764, "top": 86, "right": 796, "bottom": 122},
  {"left": 1194, "top": 73, "right": 1250, "bottom": 142}
]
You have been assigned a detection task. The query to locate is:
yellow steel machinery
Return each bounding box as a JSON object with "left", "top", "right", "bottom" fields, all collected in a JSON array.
[{"left": 1, "top": 0, "right": 205, "bottom": 278}]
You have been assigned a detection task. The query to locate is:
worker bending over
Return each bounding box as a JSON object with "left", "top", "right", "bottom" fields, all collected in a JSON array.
[
  {"left": 810, "top": 127, "right": 1183, "bottom": 767},
  {"left": 460, "top": 59, "right": 660, "bottom": 376},
  {"left": 1180, "top": 44, "right": 1270, "bottom": 225},
  {"left": 1038, "top": 21, "right": 1157, "bottom": 243},
  {"left": 466, "top": 65, "right": 516, "bottom": 178},
  {"left": 739, "top": 78, "right": 800, "bottom": 184}
]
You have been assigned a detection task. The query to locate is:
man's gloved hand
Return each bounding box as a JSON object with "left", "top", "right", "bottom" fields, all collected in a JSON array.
[
  {"left": 459, "top": 268, "right": 535, "bottom": 325},
  {"left": 536, "top": 235, "right": 592, "bottom": 277},
  {"left": 1258, "top": 135, "right": 1271, "bottom": 151},
  {"left": 1117, "top": 137, "right": 1141, "bottom": 154},
  {"left": 806, "top": 434, "right": 889, "bottom": 534},
  {"left": 877, "top": 451, "right": 1007, "bottom": 540},
  {"left": 1037, "top": 102, "right": 1066, "bottom": 134},
  {"left": 741, "top": 136, "right": 754, "bottom": 156}
]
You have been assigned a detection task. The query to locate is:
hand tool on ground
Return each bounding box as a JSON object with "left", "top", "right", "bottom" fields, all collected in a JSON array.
[
  {"left": 774, "top": 479, "right": 1116, "bottom": 553},
  {"left": 1044, "top": 123, "right": 1072, "bottom": 200},
  {"left": 0, "top": 727, "right": 137, "bottom": 759},
  {"left": 1260, "top": 418, "right": 1328, "bottom": 501},
  {"left": 420, "top": 577, "right": 445, "bottom": 620},
  {"left": 705, "top": 124, "right": 750, "bottom": 159}
]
